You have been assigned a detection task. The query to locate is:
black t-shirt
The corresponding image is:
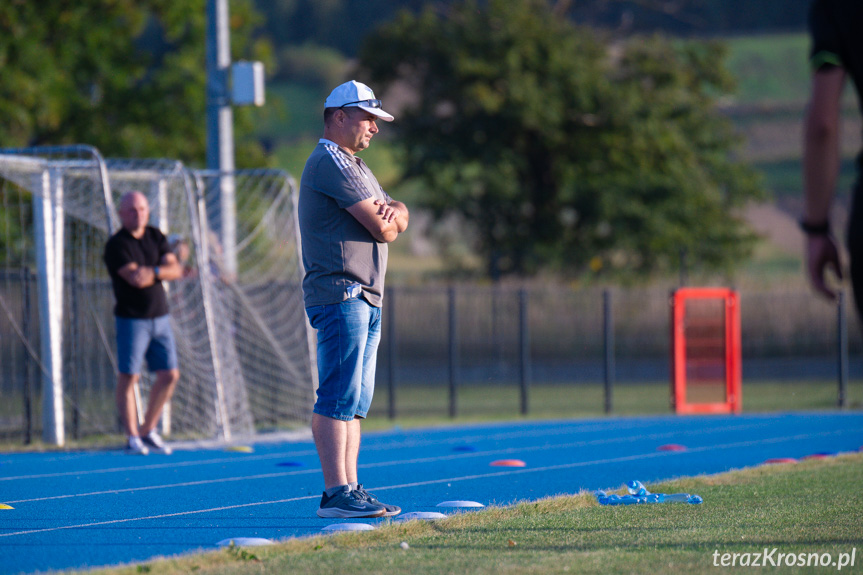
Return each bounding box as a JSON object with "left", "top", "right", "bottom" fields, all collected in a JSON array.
[{"left": 104, "top": 226, "right": 171, "bottom": 318}]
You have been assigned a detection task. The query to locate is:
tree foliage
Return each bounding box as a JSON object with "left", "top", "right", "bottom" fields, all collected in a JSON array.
[
  {"left": 566, "top": 0, "right": 810, "bottom": 36},
  {"left": 252, "top": 0, "right": 809, "bottom": 60},
  {"left": 359, "top": 0, "right": 764, "bottom": 278},
  {"left": 252, "top": 0, "right": 429, "bottom": 60},
  {"left": 0, "top": 0, "right": 271, "bottom": 167}
]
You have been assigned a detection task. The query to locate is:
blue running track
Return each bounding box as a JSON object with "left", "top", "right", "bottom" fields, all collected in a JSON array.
[{"left": 1, "top": 412, "right": 861, "bottom": 574}]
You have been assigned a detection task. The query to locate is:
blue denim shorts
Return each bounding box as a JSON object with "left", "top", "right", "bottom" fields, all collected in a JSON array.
[
  {"left": 306, "top": 298, "right": 382, "bottom": 421},
  {"left": 115, "top": 315, "right": 179, "bottom": 375}
]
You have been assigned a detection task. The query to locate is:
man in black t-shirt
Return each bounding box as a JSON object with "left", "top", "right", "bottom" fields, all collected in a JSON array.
[
  {"left": 803, "top": 0, "right": 863, "bottom": 320},
  {"left": 104, "top": 191, "right": 183, "bottom": 455}
]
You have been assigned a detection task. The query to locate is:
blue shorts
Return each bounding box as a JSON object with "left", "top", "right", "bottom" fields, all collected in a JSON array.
[
  {"left": 306, "top": 298, "right": 382, "bottom": 421},
  {"left": 115, "top": 315, "right": 179, "bottom": 375}
]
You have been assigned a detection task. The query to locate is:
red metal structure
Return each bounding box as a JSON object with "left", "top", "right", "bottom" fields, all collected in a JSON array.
[{"left": 671, "top": 287, "right": 742, "bottom": 414}]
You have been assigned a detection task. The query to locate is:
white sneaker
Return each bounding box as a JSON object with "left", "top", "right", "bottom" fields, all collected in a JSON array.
[
  {"left": 141, "top": 430, "right": 173, "bottom": 455},
  {"left": 125, "top": 436, "right": 149, "bottom": 455}
]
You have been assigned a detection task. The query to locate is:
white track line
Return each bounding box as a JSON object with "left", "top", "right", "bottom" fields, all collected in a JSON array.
[
  {"left": 3, "top": 422, "right": 789, "bottom": 502},
  {"left": 365, "top": 419, "right": 777, "bottom": 450},
  {"left": 0, "top": 428, "right": 857, "bottom": 540},
  {"left": 0, "top": 450, "right": 318, "bottom": 482},
  {"left": 5, "top": 468, "right": 320, "bottom": 504},
  {"left": 3, "top": 431, "right": 678, "bottom": 504},
  {"left": 0, "top": 420, "right": 774, "bottom": 483},
  {"left": 3, "top": 434, "right": 664, "bottom": 503}
]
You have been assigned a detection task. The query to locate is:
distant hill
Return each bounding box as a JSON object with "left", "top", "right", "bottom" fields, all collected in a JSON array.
[
  {"left": 567, "top": 0, "right": 810, "bottom": 37},
  {"left": 253, "top": 0, "right": 812, "bottom": 57}
]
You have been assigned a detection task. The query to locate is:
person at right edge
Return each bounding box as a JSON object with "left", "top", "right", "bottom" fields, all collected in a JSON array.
[
  {"left": 802, "top": 0, "right": 863, "bottom": 320},
  {"left": 299, "top": 80, "right": 409, "bottom": 518}
]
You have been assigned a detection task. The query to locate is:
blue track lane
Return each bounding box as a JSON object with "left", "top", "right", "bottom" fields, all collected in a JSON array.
[{"left": 1, "top": 412, "right": 861, "bottom": 574}]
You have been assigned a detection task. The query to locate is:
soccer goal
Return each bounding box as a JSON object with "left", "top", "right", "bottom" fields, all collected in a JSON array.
[
  {"left": 0, "top": 145, "right": 315, "bottom": 445},
  {"left": 670, "top": 287, "right": 742, "bottom": 415}
]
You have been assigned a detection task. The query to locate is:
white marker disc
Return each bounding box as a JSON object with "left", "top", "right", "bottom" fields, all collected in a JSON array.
[
  {"left": 436, "top": 500, "right": 484, "bottom": 508},
  {"left": 322, "top": 523, "right": 376, "bottom": 532},
  {"left": 395, "top": 511, "right": 448, "bottom": 521},
  {"left": 216, "top": 537, "right": 274, "bottom": 547}
]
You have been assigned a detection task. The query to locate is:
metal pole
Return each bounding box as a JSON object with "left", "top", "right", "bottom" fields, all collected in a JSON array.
[
  {"left": 492, "top": 283, "right": 502, "bottom": 377},
  {"left": 679, "top": 248, "right": 688, "bottom": 287},
  {"left": 70, "top": 269, "right": 80, "bottom": 439},
  {"left": 21, "top": 266, "right": 32, "bottom": 445},
  {"left": 387, "top": 287, "right": 397, "bottom": 420},
  {"left": 151, "top": 178, "right": 171, "bottom": 435},
  {"left": 206, "top": 0, "right": 237, "bottom": 276},
  {"left": 448, "top": 286, "right": 458, "bottom": 418},
  {"left": 519, "top": 288, "right": 530, "bottom": 416},
  {"left": 603, "top": 288, "right": 615, "bottom": 414},
  {"left": 838, "top": 290, "right": 848, "bottom": 409},
  {"left": 669, "top": 289, "right": 678, "bottom": 413},
  {"left": 35, "top": 168, "right": 65, "bottom": 446},
  {"left": 193, "top": 179, "right": 232, "bottom": 441}
]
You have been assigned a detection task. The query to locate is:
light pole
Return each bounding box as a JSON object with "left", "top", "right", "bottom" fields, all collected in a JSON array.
[{"left": 206, "top": 0, "right": 237, "bottom": 275}]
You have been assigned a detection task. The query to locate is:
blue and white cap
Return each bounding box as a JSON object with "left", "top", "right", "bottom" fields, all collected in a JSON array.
[{"left": 324, "top": 80, "right": 394, "bottom": 122}]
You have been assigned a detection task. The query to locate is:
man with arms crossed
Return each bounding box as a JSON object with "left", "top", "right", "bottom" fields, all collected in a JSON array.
[
  {"left": 802, "top": 0, "right": 863, "bottom": 318},
  {"left": 104, "top": 191, "right": 183, "bottom": 455},
  {"left": 300, "top": 80, "right": 409, "bottom": 518}
]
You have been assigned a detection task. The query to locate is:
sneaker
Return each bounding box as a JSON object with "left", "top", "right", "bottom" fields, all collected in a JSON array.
[
  {"left": 316, "top": 487, "right": 387, "bottom": 518},
  {"left": 355, "top": 484, "right": 401, "bottom": 517},
  {"left": 141, "top": 430, "right": 173, "bottom": 455},
  {"left": 125, "top": 436, "right": 149, "bottom": 455}
]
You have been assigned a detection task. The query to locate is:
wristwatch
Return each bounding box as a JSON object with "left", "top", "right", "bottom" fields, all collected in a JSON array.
[
  {"left": 798, "top": 219, "right": 830, "bottom": 236},
  {"left": 153, "top": 265, "right": 160, "bottom": 279}
]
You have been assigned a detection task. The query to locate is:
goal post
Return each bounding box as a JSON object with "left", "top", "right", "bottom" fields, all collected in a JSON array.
[
  {"left": 0, "top": 146, "right": 315, "bottom": 445},
  {"left": 670, "top": 287, "right": 742, "bottom": 415}
]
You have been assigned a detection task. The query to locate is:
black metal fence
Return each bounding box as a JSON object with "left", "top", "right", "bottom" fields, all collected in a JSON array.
[
  {"left": 0, "top": 269, "right": 118, "bottom": 444},
  {"left": 2, "top": 276, "right": 861, "bottom": 442},
  {"left": 374, "top": 284, "right": 862, "bottom": 419}
]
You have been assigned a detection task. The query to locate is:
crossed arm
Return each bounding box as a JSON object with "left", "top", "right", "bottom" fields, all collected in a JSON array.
[
  {"left": 117, "top": 252, "right": 183, "bottom": 288},
  {"left": 346, "top": 197, "right": 410, "bottom": 243}
]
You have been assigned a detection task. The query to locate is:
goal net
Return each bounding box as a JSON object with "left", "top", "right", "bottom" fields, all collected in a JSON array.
[{"left": 0, "top": 145, "right": 314, "bottom": 444}]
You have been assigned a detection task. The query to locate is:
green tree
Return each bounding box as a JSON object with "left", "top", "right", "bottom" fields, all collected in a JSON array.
[
  {"left": 359, "top": 0, "right": 763, "bottom": 278},
  {"left": 0, "top": 0, "right": 271, "bottom": 167},
  {"left": 252, "top": 0, "right": 429, "bottom": 60}
]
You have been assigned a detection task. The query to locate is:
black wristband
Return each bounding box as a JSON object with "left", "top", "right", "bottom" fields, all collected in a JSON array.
[{"left": 799, "top": 219, "right": 830, "bottom": 236}]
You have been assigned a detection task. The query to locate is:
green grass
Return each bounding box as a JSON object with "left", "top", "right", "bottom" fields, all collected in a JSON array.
[
  {"left": 85, "top": 453, "right": 863, "bottom": 575},
  {"left": 362, "top": 381, "right": 861, "bottom": 432},
  {"left": 724, "top": 33, "right": 811, "bottom": 105}
]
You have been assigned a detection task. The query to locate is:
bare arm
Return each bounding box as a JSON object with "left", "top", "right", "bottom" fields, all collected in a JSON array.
[
  {"left": 117, "top": 252, "right": 183, "bottom": 288},
  {"left": 804, "top": 67, "right": 845, "bottom": 225},
  {"left": 346, "top": 197, "right": 407, "bottom": 243},
  {"left": 386, "top": 200, "right": 410, "bottom": 233},
  {"left": 802, "top": 67, "right": 846, "bottom": 300}
]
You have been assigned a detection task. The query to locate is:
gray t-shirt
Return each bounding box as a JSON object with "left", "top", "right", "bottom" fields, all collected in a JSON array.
[{"left": 299, "top": 139, "right": 392, "bottom": 308}]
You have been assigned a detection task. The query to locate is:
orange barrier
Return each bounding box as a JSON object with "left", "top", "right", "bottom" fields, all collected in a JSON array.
[{"left": 671, "top": 288, "right": 742, "bottom": 415}]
